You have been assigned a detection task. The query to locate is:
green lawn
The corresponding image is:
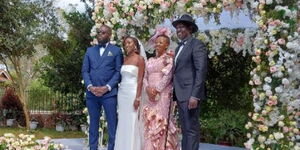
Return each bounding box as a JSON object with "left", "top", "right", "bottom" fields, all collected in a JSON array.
[{"left": 0, "top": 127, "right": 86, "bottom": 139}]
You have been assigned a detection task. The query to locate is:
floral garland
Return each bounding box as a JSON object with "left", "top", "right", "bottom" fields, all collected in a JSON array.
[
  {"left": 197, "top": 28, "right": 258, "bottom": 58},
  {"left": 244, "top": 0, "right": 300, "bottom": 149},
  {"left": 89, "top": 0, "right": 300, "bottom": 149}
]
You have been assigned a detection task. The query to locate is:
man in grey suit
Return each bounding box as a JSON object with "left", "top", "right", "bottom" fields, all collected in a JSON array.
[{"left": 172, "top": 14, "right": 208, "bottom": 150}]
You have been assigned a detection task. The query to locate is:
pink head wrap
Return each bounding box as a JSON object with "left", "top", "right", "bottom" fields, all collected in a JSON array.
[{"left": 149, "top": 26, "right": 172, "bottom": 45}]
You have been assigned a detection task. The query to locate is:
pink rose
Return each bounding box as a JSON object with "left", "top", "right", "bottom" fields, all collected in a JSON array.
[
  {"left": 255, "top": 50, "right": 261, "bottom": 56},
  {"left": 277, "top": 38, "right": 286, "bottom": 45},
  {"left": 210, "top": 0, "right": 217, "bottom": 4},
  {"left": 274, "top": 20, "right": 281, "bottom": 26},
  {"left": 236, "top": 36, "right": 244, "bottom": 46},
  {"left": 252, "top": 56, "right": 261, "bottom": 64},
  {"left": 265, "top": 50, "right": 271, "bottom": 56},
  {"left": 137, "top": 5, "right": 144, "bottom": 11},
  {"left": 270, "top": 43, "right": 277, "bottom": 50},
  {"left": 270, "top": 66, "right": 277, "bottom": 73},
  {"left": 107, "top": 3, "right": 116, "bottom": 13},
  {"left": 283, "top": 126, "right": 289, "bottom": 133},
  {"left": 257, "top": 117, "right": 265, "bottom": 122},
  {"left": 259, "top": 0, "right": 265, "bottom": 4},
  {"left": 268, "top": 21, "right": 276, "bottom": 26},
  {"left": 267, "top": 100, "right": 276, "bottom": 106},
  {"left": 200, "top": 0, "right": 207, "bottom": 5},
  {"left": 254, "top": 79, "right": 262, "bottom": 85}
]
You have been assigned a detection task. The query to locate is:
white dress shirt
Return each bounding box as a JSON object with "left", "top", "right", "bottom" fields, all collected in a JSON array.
[
  {"left": 99, "top": 43, "right": 108, "bottom": 56},
  {"left": 174, "top": 41, "right": 186, "bottom": 64}
]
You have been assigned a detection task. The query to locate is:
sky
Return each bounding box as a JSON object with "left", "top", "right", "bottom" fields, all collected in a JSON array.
[{"left": 54, "top": 0, "right": 87, "bottom": 12}]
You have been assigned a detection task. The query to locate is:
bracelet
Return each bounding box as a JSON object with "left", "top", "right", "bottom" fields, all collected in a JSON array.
[{"left": 135, "top": 97, "right": 141, "bottom": 101}]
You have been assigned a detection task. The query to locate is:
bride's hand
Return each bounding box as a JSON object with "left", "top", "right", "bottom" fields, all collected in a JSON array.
[{"left": 133, "top": 100, "right": 140, "bottom": 111}]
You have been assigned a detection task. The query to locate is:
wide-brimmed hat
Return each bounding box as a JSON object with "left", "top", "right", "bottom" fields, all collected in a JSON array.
[{"left": 172, "top": 14, "right": 198, "bottom": 33}]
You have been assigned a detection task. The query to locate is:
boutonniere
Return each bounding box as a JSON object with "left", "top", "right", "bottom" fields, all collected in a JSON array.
[{"left": 108, "top": 51, "right": 113, "bottom": 56}]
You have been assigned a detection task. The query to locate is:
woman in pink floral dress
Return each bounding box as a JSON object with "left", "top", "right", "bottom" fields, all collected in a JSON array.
[{"left": 142, "top": 35, "right": 179, "bottom": 150}]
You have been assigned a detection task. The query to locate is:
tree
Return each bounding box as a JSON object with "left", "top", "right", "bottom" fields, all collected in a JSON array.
[
  {"left": 0, "top": 0, "right": 58, "bottom": 129},
  {"left": 40, "top": 9, "right": 94, "bottom": 105}
]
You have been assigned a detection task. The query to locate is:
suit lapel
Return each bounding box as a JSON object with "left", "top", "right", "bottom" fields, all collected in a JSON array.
[
  {"left": 175, "top": 38, "right": 193, "bottom": 70},
  {"left": 93, "top": 45, "right": 102, "bottom": 67},
  {"left": 102, "top": 44, "right": 111, "bottom": 57}
]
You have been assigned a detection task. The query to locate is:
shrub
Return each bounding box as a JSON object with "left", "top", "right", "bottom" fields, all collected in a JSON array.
[
  {"left": 200, "top": 109, "right": 248, "bottom": 147},
  {"left": 0, "top": 88, "right": 25, "bottom": 126},
  {"left": 30, "top": 114, "right": 45, "bottom": 128}
]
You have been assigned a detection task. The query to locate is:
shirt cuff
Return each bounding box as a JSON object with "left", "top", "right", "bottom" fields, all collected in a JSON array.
[
  {"left": 190, "top": 96, "right": 200, "bottom": 101},
  {"left": 87, "top": 84, "right": 93, "bottom": 91},
  {"left": 106, "top": 84, "right": 111, "bottom": 91}
]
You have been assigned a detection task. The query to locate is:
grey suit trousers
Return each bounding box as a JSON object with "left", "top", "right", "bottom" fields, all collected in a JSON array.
[{"left": 176, "top": 97, "right": 200, "bottom": 150}]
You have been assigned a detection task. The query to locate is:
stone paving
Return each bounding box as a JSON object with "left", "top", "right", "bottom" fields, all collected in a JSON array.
[{"left": 51, "top": 138, "right": 246, "bottom": 150}]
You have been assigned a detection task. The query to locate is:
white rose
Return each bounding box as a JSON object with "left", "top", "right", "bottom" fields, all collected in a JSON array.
[
  {"left": 262, "top": 110, "right": 268, "bottom": 115},
  {"left": 274, "top": 132, "right": 284, "bottom": 140},
  {"left": 264, "top": 77, "right": 272, "bottom": 83},
  {"left": 275, "top": 86, "right": 283, "bottom": 93},
  {"left": 278, "top": 121, "right": 285, "bottom": 127},
  {"left": 293, "top": 128, "right": 299, "bottom": 134},
  {"left": 279, "top": 115, "right": 285, "bottom": 120},
  {"left": 266, "top": 0, "right": 273, "bottom": 4},
  {"left": 266, "top": 90, "right": 273, "bottom": 96},
  {"left": 247, "top": 133, "right": 252, "bottom": 138},
  {"left": 282, "top": 78, "right": 289, "bottom": 85},
  {"left": 263, "top": 84, "right": 271, "bottom": 91},
  {"left": 258, "top": 135, "right": 266, "bottom": 143}
]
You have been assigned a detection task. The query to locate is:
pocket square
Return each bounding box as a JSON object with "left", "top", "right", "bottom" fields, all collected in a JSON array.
[{"left": 108, "top": 51, "right": 113, "bottom": 56}]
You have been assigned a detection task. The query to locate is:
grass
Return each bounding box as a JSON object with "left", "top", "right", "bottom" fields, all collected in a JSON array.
[{"left": 0, "top": 127, "right": 86, "bottom": 139}]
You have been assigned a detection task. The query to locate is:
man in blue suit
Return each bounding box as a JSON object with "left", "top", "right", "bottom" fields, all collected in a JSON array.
[{"left": 82, "top": 25, "right": 123, "bottom": 150}]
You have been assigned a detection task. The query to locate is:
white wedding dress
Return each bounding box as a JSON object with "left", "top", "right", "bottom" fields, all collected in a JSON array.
[{"left": 114, "top": 65, "right": 141, "bottom": 150}]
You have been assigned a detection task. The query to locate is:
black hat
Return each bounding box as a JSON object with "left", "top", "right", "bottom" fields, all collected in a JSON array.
[{"left": 172, "top": 14, "right": 198, "bottom": 33}]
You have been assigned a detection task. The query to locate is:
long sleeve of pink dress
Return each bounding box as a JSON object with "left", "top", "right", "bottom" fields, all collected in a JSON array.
[{"left": 142, "top": 53, "right": 179, "bottom": 150}]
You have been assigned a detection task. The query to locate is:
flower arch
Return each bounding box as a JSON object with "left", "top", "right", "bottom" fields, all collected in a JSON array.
[{"left": 90, "top": 0, "right": 300, "bottom": 149}]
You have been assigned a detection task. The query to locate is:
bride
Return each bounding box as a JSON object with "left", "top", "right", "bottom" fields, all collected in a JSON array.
[{"left": 114, "top": 36, "right": 145, "bottom": 150}]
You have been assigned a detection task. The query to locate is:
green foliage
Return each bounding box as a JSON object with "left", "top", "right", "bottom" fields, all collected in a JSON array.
[
  {"left": 40, "top": 10, "right": 93, "bottom": 98},
  {"left": 38, "top": 10, "right": 94, "bottom": 113},
  {"left": 203, "top": 47, "right": 253, "bottom": 112},
  {"left": 201, "top": 109, "right": 248, "bottom": 147},
  {"left": 0, "top": 0, "right": 58, "bottom": 59},
  {"left": 0, "top": 0, "right": 59, "bottom": 128},
  {"left": 200, "top": 48, "right": 253, "bottom": 146}
]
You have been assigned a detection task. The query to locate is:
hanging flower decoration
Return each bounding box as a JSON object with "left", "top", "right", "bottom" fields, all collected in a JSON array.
[{"left": 89, "top": 0, "right": 300, "bottom": 149}]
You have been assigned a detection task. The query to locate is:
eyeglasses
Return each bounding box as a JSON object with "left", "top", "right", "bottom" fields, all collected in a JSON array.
[{"left": 96, "top": 30, "right": 108, "bottom": 35}]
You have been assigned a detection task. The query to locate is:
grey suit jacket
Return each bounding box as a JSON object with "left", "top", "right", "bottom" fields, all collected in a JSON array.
[{"left": 173, "top": 37, "right": 207, "bottom": 102}]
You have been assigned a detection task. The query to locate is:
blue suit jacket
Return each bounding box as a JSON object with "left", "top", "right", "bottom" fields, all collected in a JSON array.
[{"left": 82, "top": 44, "right": 123, "bottom": 99}]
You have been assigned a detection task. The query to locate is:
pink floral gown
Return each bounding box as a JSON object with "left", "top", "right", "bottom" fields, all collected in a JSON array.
[{"left": 142, "top": 53, "right": 179, "bottom": 150}]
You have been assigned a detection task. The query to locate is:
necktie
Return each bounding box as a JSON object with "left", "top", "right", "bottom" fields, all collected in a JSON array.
[{"left": 175, "top": 41, "right": 185, "bottom": 54}]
